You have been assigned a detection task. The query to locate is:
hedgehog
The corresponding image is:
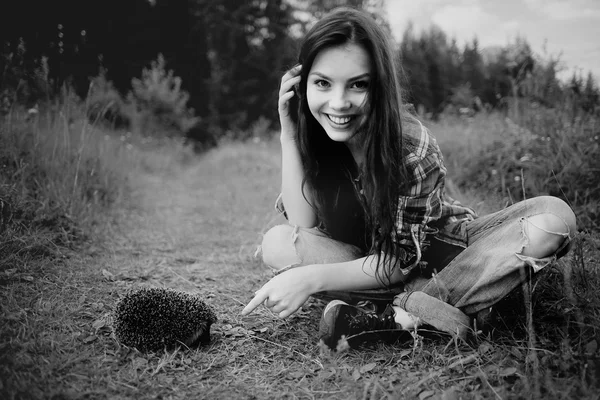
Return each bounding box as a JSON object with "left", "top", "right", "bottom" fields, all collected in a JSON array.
[{"left": 113, "top": 287, "right": 217, "bottom": 352}]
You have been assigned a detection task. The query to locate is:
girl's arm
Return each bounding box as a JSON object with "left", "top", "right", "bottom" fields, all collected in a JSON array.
[
  {"left": 242, "top": 254, "right": 405, "bottom": 319},
  {"left": 308, "top": 254, "right": 405, "bottom": 292},
  {"left": 277, "top": 65, "right": 317, "bottom": 227},
  {"left": 280, "top": 137, "right": 317, "bottom": 227}
]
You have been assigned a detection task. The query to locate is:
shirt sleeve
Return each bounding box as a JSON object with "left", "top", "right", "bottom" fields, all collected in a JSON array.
[{"left": 394, "top": 131, "right": 446, "bottom": 274}]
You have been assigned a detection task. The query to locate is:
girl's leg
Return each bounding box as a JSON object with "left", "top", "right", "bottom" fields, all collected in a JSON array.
[
  {"left": 403, "top": 196, "right": 576, "bottom": 315},
  {"left": 260, "top": 224, "right": 363, "bottom": 273},
  {"left": 260, "top": 224, "right": 403, "bottom": 305}
]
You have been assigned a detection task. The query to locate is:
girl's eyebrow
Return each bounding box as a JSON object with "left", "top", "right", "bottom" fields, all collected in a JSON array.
[{"left": 309, "top": 72, "right": 371, "bottom": 81}]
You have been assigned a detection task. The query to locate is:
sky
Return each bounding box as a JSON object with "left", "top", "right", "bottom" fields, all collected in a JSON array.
[{"left": 384, "top": 0, "right": 600, "bottom": 82}]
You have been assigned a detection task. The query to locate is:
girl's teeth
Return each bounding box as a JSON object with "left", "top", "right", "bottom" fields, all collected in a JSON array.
[{"left": 328, "top": 115, "right": 351, "bottom": 124}]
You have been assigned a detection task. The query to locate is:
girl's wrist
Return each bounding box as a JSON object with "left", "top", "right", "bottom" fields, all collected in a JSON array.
[
  {"left": 280, "top": 130, "right": 297, "bottom": 144},
  {"left": 302, "top": 264, "right": 326, "bottom": 293}
]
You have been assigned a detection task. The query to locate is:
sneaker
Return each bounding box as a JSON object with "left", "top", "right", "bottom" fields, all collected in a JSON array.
[{"left": 319, "top": 300, "right": 411, "bottom": 351}]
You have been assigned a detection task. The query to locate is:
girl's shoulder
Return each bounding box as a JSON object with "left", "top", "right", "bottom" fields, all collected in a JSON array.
[{"left": 401, "top": 116, "right": 442, "bottom": 166}]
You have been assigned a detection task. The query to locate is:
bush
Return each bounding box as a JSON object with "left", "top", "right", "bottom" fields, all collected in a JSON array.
[
  {"left": 0, "top": 100, "right": 132, "bottom": 240},
  {"left": 86, "top": 68, "right": 131, "bottom": 129},
  {"left": 0, "top": 39, "right": 52, "bottom": 111},
  {"left": 127, "top": 54, "right": 198, "bottom": 138},
  {"left": 455, "top": 102, "right": 599, "bottom": 230}
]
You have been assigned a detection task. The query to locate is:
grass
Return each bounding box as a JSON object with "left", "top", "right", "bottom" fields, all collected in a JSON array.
[
  {"left": 1, "top": 104, "right": 599, "bottom": 399},
  {"left": 431, "top": 108, "right": 600, "bottom": 230}
]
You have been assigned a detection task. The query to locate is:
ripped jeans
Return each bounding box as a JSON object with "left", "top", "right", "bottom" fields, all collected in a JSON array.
[
  {"left": 260, "top": 196, "right": 576, "bottom": 325},
  {"left": 400, "top": 195, "right": 574, "bottom": 315}
]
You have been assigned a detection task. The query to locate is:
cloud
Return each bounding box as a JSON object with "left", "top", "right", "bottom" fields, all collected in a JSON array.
[
  {"left": 385, "top": 0, "right": 523, "bottom": 46},
  {"left": 385, "top": 0, "right": 438, "bottom": 38},
  {"left": 524, "top": 0, "right": 600, "bottom": 20},
  {"left": 384, "top": 0, "right": 600, "bottom": 81},
  {"left": 431, "top": 3, "right": 504, "bottom": 44}
]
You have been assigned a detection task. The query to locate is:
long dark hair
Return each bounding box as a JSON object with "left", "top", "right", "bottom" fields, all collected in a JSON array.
[{"left": 294, "top": 7, "right": 411, "bottom": 285}]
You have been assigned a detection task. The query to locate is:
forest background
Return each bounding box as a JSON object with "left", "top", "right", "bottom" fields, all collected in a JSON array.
[
  {"left": 2, "top": 0, "right": 598, "bottom": 139},
  {"left": 4, "top": 0, "right": 597, "bottom": 227}
]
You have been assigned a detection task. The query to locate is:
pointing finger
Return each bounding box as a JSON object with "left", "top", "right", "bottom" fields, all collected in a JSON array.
[{"left": 241, "top": 290, "right": 269, "bottom": 316}]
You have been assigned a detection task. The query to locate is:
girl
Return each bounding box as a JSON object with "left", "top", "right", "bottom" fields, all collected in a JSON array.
[{"left": 241, "top": 7, "right": 576, "bottom": 351}]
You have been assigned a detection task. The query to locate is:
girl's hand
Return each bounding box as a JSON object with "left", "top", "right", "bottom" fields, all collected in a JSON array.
[
  {"left": 278, "top": 64, "right": 302, "bottom": 141},
  {"left": 241, "top": 266, "right": 317, "bottom": 319}
]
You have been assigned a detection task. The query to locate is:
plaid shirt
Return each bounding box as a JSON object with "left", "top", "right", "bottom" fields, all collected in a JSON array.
[
  {"left": 275, "top": 118, "right": 477, "bottom": 275},
  {"left": 393, "top": 119, "right": 477, "bottom": 274}
]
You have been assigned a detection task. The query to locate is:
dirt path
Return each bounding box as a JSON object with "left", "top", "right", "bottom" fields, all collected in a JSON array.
[
  {"left": 82, "top": 142, "right": 337, "bottom": 398},
  {"left": 4, "top": 141, "right": 343, "bottom": 399},
  {"left": 105, "top": 143, "right": 279, "bottom": 297}
]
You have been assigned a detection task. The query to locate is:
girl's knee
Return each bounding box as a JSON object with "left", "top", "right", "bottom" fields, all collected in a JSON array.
[
  {"left": 530, "top": 196, "right": 577, "bottom": 234},
  {"left": 520, "top": 202, "right": 575, "bottom": 259},
  {"left": 261, "top": 225, "right": 299, "bottom": 269}
]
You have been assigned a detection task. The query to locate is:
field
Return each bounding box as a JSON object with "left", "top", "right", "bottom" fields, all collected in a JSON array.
[{"left": 1, "top": 108, "right": 599, "bottom": 399}]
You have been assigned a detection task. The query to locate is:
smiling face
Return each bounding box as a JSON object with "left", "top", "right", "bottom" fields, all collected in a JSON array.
[{"left": 306, "top": 43, "right": 372, "bottom": 150}]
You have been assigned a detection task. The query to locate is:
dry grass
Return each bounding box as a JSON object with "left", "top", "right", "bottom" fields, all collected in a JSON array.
[{"left": 1, "top": 110, "right": 599, "bottom": 399}]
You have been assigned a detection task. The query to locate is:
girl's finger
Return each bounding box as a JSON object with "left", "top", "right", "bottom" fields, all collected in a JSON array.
[
  {"left": 241, "top": 290, "right": 269, "bottom": 315},
  {"left": 278, "top": 308, "right": 296, "bottom": 319},
  {"left": 278, "top": 91, "right": 295, "bottom": 110},
  {"left": 270, "top": 302, "right": 287, "bottom": 314},
  {"left": 281, "top": 64, "right": 302, "bottom": 81},
  {"left": 279, "top": 75, "right": 301, "bottom": 97},
  {"left": 264, "top": 298, "right": 277, "bottom": 308}
]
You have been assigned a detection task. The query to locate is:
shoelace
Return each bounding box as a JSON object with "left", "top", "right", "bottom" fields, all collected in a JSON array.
[
  {"left": 348, "top": 306, "right": 397, "bottom": 331},
  {"left": 355, "top": 300, "right": 377, "bottom": 314}
]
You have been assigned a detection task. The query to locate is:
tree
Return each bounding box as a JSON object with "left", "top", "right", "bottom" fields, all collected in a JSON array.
[
  {"left": 582, "top": 72, "right": 599, "bottom": 113},
  {"left": 461, "top": 38, "right": 485, "bottom": 100}
]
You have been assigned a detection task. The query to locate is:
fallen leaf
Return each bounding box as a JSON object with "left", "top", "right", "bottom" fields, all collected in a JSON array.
[
  {"left": 101, "top": 269, "right": 114, "bottom": 281},
  {"left": 159, "top": 376, "right": 174, "bottom": 385},
  {"left": 83, "top": 335, "right": 98, "bottom": 344},
  {"left": 317, "top": 369, "right": 336, "bottom": 380},
  {"left": 483, "top": 364, "right": 496, "bottom": 375},
  {"left": 289, "top": 370, "right": 304, "bottom": 379},
  {"left": 419, "top": 390, "right": 435, "bottom": 400},
  {"left": 92, "top": 319, "right": 107, "bottom": 330},
  {"left": 498, "top": 367, "right": 517, "bottom": 377},
  {"left": 441, "top": 387, "right": 459, "bottom": 400},
  {"left": 585, "top": 340, "right": 598, "bottom": 356},
  {"left": 225, "top": 326, "right": 251, "bottom": 337},
  {"left": 132, "top": 357, "right": 148, "bottom": 370},
  {"left": 352, "top": 368, "right": 361, "bottom": 381},
  {"left": 4, "top": 312, "right": 24, "bottom": 321},
  {"left": 360, "top": 362, "right": 377, "bottom": 374},
  {"left": 510, "top": 347, "right": 524, "bottom": 359},
  {"left": 399, "top": 349, "right": 412, "bottom": 358},
  {"left": 478, "top": 342, "right": 493, "bottom": 355}
]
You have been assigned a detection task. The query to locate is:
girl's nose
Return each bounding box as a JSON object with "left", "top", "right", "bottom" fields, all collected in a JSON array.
[{"left": 328, "top": 89, "right": 351, "bottom": 110}]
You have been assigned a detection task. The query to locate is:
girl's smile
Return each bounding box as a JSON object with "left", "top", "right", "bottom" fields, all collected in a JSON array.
[{"left": 307, "top": 43, "right": 372, "bottom": 151}]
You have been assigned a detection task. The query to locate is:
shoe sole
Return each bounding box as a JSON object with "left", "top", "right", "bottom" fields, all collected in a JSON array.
[
  {"left": 312, "top": 287, "right": 403, "bottom": 309},
  {"left": 323, "top": 299, "right": 349, "bottom": 316}
]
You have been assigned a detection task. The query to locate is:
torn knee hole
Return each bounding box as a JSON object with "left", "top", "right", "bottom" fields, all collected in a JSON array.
[{"left": 518, "top": 215, "right": 570, "bottom": 260}]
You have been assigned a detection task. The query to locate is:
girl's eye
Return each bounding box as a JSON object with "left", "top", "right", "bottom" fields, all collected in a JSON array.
[
  {"left": 314, "top": 79, "right": 330, "bottom": 89},
  {"left": 351, "top": 80, "right": 369, "bottom": 90}
]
